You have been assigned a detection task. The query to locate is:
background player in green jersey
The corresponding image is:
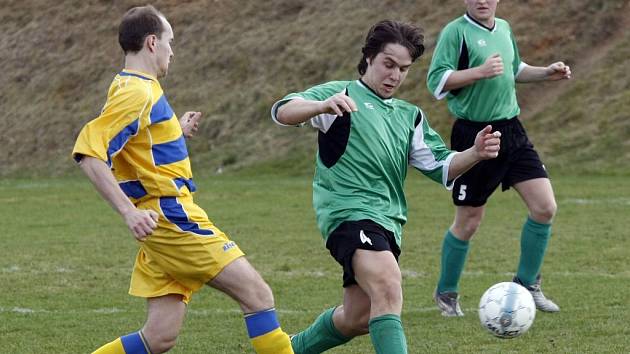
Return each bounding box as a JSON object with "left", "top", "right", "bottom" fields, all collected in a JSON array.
[
  {"left": 427, "top": 0, "right": 571, "bottom": 317},
  {"left": 272, "top": 20, "right": 501, "bottom": 354},
  {"left": 74, "top": 5, "right": 293, "bottom": 354}
]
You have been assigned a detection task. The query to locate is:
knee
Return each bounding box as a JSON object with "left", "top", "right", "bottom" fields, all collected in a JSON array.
[
  {"left": 143, "top": 331, "right": 178, "bottom": 354},
  {"left": 243, "top": 279, "right": 275, "bottom": 312},
  {"left": 454, "top": 212, "right": 483, "bottom": 239},
  {"left": 371, "top": 277, "right": 403, "bottom": 308},
  {"left": 254, "top": 281, "right": 275, "bottom": 308},
  {"left": 461, "top": 220, "right": 481, "bottom": 239},
  {"left": 382, "top": 282, "right": 403, "bottom": 306},
  {"left": 530, "top": 200, "right": 557, "bottom": 223}
]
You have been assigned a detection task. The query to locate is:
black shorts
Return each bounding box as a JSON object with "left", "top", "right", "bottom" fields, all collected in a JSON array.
[
  {"left": 325, "top": 220, "right": 401, "bottom": 287},
  {"left": 451, "top": 117, "right": 548, "bottom": 207}
]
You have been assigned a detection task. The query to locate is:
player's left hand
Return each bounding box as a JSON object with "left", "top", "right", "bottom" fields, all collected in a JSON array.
[
  {"left": 180, "top": 111, "right": 202, "bottom": 138},
  {"left": 474, "top": 125, "right": 501, "bottom": 160},
  {"left": 546, "top": 62, "right": 571, "bottom": 81}
]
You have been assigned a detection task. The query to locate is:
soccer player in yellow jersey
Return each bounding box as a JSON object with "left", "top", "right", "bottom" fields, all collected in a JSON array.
[{"left": 72, "top": 5, "right": 293, "bottom": 354}]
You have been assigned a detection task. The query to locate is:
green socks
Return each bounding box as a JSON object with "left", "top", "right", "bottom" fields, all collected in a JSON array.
[
  {"left": 517, "top": 217, "right": 552, "bottom": 285},
  {"left": 437, "top": 230, "right": 470, "bottom": 293},
  {"left": 369, "top": 314, "right": 407, "bottom": 354},
  {"left": 292, "top": 310, "right": 407, "bottom": 354},
  {"left": 436, "top": 218, "right": 551, "bottom": 292},
  {"left": 291, "top": 307, "right": 351, "bottom": 354}
]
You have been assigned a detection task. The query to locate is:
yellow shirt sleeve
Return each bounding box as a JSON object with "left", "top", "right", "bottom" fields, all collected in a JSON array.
[{"left": 72, "top": 82, "right": 152, "bottom": 166}]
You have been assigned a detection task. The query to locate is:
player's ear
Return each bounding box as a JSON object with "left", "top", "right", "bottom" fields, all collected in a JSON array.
[{"left": 145, "top": 34, "right": 157, "bottom": 52}]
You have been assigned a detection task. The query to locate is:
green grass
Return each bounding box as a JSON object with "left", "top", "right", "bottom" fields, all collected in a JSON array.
[{"left": 1, "top": 172, "right": 629, "bottom": 353}]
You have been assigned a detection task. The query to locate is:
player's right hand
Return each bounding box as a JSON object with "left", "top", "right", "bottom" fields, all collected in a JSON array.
[
  {"left": 474, "top": 125, "right": 501, "bottom": 160},
  {"left": 479, "top": 54, "right": 504, "bottom": 78},
  {"left": 319, "top": 92, "right": 358, "bottom": 116},
  {"left": 123, "top": 208, "right": 159, "bottom": 241}
]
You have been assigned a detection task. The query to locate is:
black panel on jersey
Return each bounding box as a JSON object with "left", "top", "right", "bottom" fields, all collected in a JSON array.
[
  {"left": 414, "top": 110, "right": 423, "bottom": 127},
  {"left": 451, "top": 38, "right": 469, "bottom": 97},
  {"left": 318, "top": 110, "right": 351, "bottom": 168}
]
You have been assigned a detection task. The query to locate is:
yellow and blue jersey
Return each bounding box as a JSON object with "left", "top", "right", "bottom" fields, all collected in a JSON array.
[
  {"left": 73, "top": 70, "right": 245, "bottom": 301},
  {"left": 73, "top": 69, "right": 196, "bottom": 203}
]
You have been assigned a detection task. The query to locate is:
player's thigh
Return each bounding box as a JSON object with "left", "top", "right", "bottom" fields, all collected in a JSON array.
[
  {"left": 143, "top": 294, "right": 187, "bottom": 342},
  {"left": 326, "top": 220, "right": 401, "bottom": 288},
  {"left": 352, "top": 249, "right": 401, "bottom": 298},
  {"left": 513, "top": 177, "right": 557, "bottom": 222},
  {"left": 207, "top": 256, "right": 273, "bottom": 313}
]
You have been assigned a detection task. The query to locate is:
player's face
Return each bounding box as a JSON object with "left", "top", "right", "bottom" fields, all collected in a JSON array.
[
  {"left": 155, "top": 17, "right": 174, "bottom": 78},
  {"left": 362, "top": 43, "right": 412, "bottom": 98},
  {"left": 465, "top": 0, "right": 499, "bottom": 26}
]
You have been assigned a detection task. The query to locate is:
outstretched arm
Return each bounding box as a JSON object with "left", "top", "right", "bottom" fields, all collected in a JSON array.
[
  {"left": 448, "top": 125, "right": 501, "bottom": 180},
  {"left": 79, "top": 156, "right": 158, "bottom": 241},
  {"left": 276, "top": 92, "right": 358, "bottom": 126},
  {"left": 516, "top": 62, "right": 571, "bottom": 83}
]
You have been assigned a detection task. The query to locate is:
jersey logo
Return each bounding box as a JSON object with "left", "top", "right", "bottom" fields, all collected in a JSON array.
[
  {"left": 223, "top": 241, "right": 237, "bottom": 252},
  {"left": 359, "top": 230, "right": 373, "bottom": 246},
  {"left": 363, "top": 102, "right": 375, "bottom": 110},
  {"left": 477, "top": 39, "right": 487, "bottom": 47}
]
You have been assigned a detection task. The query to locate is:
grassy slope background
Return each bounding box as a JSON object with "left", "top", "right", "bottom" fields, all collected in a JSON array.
[{"left": 1, "top": 0, "right": 629, "bottom": 177}]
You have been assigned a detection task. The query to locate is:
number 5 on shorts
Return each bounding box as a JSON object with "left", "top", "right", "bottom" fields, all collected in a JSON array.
[{"left": 458, "top": 184, "right": 467, "bottom": 201}]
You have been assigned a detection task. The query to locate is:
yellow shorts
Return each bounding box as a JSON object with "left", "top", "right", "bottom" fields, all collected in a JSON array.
[{"left": 129, "top": 194, "right": 244, "bottom": 303}]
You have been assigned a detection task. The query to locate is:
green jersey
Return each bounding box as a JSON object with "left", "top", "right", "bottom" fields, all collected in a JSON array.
[
  {"left": 427, "top": 14, "right": 524, "bottom": 122},
  {"left": 272, "top": 80, "right": 455, "bottom": 245}
]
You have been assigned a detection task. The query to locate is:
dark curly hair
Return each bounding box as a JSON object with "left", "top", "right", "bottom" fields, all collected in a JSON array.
[{"left": 357, "top": 20, "right": 425, "bottom": 75}]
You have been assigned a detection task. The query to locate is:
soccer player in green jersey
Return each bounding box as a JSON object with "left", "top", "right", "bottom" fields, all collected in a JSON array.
[
  {"left": 427, "top": 0, "right": 571, "bottom": 317},
  {"left": 272, "top": 20, "right": 501, "bottom": 354},
  {"left": 73, "top": 5, "right": 293, "bottom": 354}
]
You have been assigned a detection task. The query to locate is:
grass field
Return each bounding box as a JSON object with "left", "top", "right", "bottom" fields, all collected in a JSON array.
[{"left": 1, "top": 172, "right": 628, "bottom": 353}]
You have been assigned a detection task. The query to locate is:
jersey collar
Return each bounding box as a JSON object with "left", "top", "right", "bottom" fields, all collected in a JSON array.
[
  {"left": 119, "top": 69, "right": 157, "bottom": 82},
  {"left": 356, "top": 79, "right": 394, "bottom": 105},
  {"left": 464, "top": 13, "right": 496, "bottom": 33}
]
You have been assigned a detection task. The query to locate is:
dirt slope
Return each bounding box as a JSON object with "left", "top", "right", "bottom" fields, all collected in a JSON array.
[{"left": 1, "top": 0, "right": 628, "bottom": 176}]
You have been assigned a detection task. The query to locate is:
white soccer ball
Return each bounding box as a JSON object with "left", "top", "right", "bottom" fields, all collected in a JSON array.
[{"left": 478, "top": 282, "right": 536, "bottom": 339}]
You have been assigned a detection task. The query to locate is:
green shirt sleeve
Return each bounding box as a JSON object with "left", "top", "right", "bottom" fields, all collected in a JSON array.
[
  {"left": 270, "top": 81, "right": 350, "bottom": 125},
  {"left": 409, "top": 109, "right": 456, "bottom": 189},
  {"left": 427, "top": 23, "right": 462, "bottom": 100},
  {"left": 509, "top": 24, "right": 523, "bottom": 77}
]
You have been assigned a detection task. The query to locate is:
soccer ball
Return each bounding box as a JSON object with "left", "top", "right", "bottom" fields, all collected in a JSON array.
[{"left": 478, "top": 282, "right": 536, "bottom": 339}]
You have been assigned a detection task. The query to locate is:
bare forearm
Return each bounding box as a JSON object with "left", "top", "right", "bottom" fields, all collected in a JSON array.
[
  {"left": 443, "top": 67, "right": 485, "bottom": 91},
  {"left": 276, "top": 99, "right": 324, "bottom": 125},
  {"left": 443, "top": 53, "right": 504, "bottom": 92},
  {"left": 447, "top": 148, "right": 482, "bottom": 181},
  {"left": 79, "top": 156, "right": 135, "bottom": 216},
  {"left": 515, "top": 65, "right": 550, "bottom": 83}
]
